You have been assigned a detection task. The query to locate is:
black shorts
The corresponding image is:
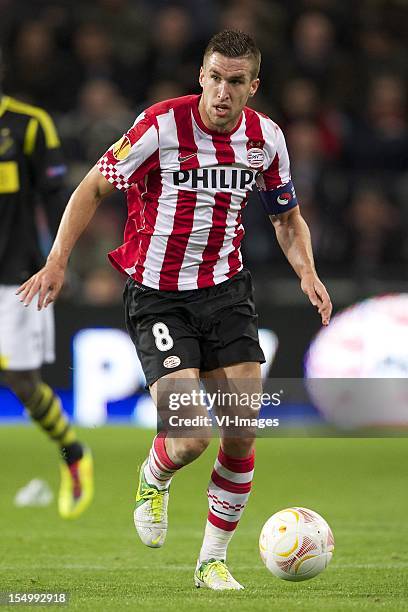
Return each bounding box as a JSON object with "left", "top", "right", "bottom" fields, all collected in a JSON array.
[{"left": 124, "top": 268, "right": 265, "bottom": 387}]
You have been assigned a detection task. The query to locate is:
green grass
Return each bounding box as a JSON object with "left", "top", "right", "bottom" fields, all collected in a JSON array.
[{"left": 0, "top": 426, "right": 408, "bottom": 611}]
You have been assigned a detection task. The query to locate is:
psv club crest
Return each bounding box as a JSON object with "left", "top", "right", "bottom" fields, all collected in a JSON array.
[{"left": 246, "top": 140, "right": 265, "bottom": 169}]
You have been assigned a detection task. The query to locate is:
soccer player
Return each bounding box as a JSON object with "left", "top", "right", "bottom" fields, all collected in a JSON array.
[
  {"left": 18, "top": 31, "right": 332, "bottom": 586},
  {"left": 0, "top": 53, "right": 94, "bottom": 519}
]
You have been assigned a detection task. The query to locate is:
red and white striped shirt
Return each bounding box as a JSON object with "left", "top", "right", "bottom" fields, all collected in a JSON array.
[{"left": 97, "top": 94, "right": 293, "bottom": 290}]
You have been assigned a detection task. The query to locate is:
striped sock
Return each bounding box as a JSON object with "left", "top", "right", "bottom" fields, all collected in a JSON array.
[
  {"left": 143, "top": 433, "right": 182, "bottom": 490},
  {"left": 199, "top": 447, "right": 255, "bottom": 562},
  {"left": 25, "top": 382, "right": 83, "bottom": 465}
]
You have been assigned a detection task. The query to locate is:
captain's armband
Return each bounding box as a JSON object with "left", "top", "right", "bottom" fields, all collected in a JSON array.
[{"left": 257, "top": 180, "right": 298, "bottom": 215}]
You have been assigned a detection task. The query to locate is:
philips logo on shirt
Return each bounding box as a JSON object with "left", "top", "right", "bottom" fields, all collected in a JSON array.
[{"left": 172, "top": 167, "right": 257, "bottom": 191}]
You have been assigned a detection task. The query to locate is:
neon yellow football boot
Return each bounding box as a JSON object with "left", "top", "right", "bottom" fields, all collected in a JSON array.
[
  {"left": 194, "top": 559, "right": 244, "bottom": 590},
  {"left": 58, "top": 447, "right": 94, "bottom": 519},
  {"left": 134, "top": 459, "right": 169, "bottom": 548}
]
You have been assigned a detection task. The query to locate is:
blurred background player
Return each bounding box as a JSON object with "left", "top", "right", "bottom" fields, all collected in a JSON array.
[{"left": 0, "top": 50, "right": 93, "bottom": 519}]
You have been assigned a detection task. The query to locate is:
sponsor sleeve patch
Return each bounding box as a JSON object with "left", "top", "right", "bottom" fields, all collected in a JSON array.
[{"left": 257, "top": 179, "right": 298, "bottom": 215}]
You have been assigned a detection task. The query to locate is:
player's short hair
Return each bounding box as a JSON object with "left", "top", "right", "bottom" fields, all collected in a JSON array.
[{"left": 203, "top": 30, "right": 261, "bottom": 78}]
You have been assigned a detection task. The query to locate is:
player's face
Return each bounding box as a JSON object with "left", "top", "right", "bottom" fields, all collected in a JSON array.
[{"left": 199, "top": 52, "right": 260, "bottom": 132}]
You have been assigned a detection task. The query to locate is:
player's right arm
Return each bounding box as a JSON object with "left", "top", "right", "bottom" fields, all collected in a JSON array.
[
  {"left": 18, "top": 109, "right": 160, "bottom": 309},
  {"left": 17, "top": 167, "right": 115, "bottom": 309}
]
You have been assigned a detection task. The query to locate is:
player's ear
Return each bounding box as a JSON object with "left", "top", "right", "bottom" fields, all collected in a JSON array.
[
  {"left": 249, "top": 78, "right": 260, "bottom": 97},
  {"left": 199, "top": 66, "right": 205, "bottom": 88}
]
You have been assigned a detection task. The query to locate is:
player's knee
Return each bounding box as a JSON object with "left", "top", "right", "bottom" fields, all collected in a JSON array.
[
  {"left": 2, "top": 370, "right": 40, "bottom": 403},
  {"left": 172, "top": 437, "right": 210, "bottom": 464}
]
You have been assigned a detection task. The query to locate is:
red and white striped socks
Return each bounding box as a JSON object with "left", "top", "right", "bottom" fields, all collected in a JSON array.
[
  {"left": 199, "top": 447, "right": 255, "bottom": 562},
  {"left": 142, "top": 437, "right": 255, "bottom": 560},
  {"left": 143, "top": 433, "right": 181, "bottom": 490}
]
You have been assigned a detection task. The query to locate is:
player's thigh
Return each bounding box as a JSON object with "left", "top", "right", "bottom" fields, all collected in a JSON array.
[
  {"left": 202, "top": 361, "right": 263, "bottom": 410},
  {"left": 149, "top": 366, "right": 201, "bottom": 406},
  {"left": 0, "top": 285, "right": 55, "bottom": 370},
  {"left": 204, "top": 361, "right": 262, "bottom": 382}
]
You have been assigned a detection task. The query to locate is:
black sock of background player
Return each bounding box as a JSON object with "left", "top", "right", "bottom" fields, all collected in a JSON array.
[{"left": 60, "top": 442, "right": 84, "bottom": 466}]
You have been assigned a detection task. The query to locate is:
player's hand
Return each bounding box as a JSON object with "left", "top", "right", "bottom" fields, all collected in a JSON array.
[
  {"left": 16, "top": 261, "right": 66, "bottom": 310},
  {"left": 300, "top": 272, "right": 332, "bottom": 326}
]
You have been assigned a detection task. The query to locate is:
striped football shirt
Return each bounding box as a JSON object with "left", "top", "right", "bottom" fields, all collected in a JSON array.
[{"left": 97, "top": 94, "right": 295, "bottom": 290}]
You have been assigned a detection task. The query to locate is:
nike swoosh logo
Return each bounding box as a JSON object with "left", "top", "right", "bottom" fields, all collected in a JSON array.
[
  {"left": 151, "top": 535, "right": 162, "bottom": 546},
  {"left": 178, "top": 153, "right": 197, "bottom": 163},
  {"left": 211, "top": 504, "right": 234, "bottom": 518}
]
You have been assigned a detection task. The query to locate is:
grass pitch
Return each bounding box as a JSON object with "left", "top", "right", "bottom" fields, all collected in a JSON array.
[{"left": 0, "top": 426, "right": 407, "bottom": 611}]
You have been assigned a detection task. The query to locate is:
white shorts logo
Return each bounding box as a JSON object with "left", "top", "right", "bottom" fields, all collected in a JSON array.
[
  {"left": 247, "top": 148, "right": 265, "bottom": 168},
  {"left": 163, "top": 355, "right": 181, "bottom": 368}
]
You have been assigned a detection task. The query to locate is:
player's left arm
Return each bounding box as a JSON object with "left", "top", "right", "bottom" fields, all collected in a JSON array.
[
  {"left": 270, "top": 206, "right": 332, "bottom": 326},
  {"left": 259, "top": 122, "right": 332, "bottom": 325}
]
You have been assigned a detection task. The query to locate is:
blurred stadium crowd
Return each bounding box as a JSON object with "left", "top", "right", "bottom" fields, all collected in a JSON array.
[{"left": 1, "top": 0, "right": 407, "bottom": 304}]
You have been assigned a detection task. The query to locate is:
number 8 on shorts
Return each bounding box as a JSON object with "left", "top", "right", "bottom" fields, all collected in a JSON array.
[{"left": 152, "top": 322, "right": 174, "bottom": 352}]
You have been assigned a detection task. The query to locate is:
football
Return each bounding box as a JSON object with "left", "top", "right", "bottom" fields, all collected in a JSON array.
[{"left": 259, "top": 507, "right": 334, "bottom": 581}]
